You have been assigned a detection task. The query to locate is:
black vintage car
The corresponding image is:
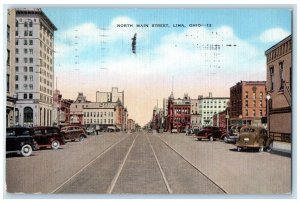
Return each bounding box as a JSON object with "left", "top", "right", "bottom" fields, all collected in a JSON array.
[
  {"left": 31, "top": 126, "right": 65, "bottom": 149},
  {"left": 6, "top": 127, "right": 38, "bottom": 157}
]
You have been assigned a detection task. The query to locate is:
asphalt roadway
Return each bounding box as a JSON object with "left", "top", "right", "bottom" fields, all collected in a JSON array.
[{"left": 5, "top": 131, "right": 291, "bottom": 195}]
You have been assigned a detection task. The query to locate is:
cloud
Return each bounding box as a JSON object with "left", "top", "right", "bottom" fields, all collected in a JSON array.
[
  {"left": 259, "top": 27, "right": 290, "bottom": 43},
  {"left": 55, "top": 22, "right": 268, "bottom": 125}
]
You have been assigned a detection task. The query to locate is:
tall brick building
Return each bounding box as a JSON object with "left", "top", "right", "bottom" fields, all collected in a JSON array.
[
  {"left": 265, "top": 35, "right": 292, "bottom": 142},
  {"left": 230, "top": 81, "right": 267, "bottom": 127},
  {"left": 166, "top": 93, "right": 191, "bottom": 132}
]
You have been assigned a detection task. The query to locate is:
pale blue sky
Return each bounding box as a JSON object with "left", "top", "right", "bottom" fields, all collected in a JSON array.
[{"left": 41, "top": 7, "right": 292, "bottom": 125}]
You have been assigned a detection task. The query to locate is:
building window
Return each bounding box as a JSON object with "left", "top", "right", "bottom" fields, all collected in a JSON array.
[
  {"left": 245, "top": 100, "right": 248, "bottom": 107},
  {"left": 259, "top": 109, "right": 263, "bottom": 117},
  {"left": 24, "top": 107, "right": 33, "bottom": 123},
  {"left": 29, "top": 93, "right": 33, "bottom": 99},
  {"left": 29, "top": 21, "right": 33, "bottom": 27},
  {"left": 29, "top": 49, "right": 33, "bottom": 54},
  {"left": 16, "top": 57, "right": 19, "bottom": 63},
  {"left": 84, "top": 112, "right": 86, "bottom": 117},
  {"left": 245, "top": 91, "right": 248, "bottom": 98},
  {"left": 16, "top": 20, "right": 18, "bottom": 27},
  {"left": 15, "top": 84, "right": 19, "bottom": 90},
  {"left": 15, "top": 66, "right": 19, "bottom": 72},
  {"left": 270, "top": 67, "right": 274, "bottom": 91},
  {"left": 245, "top": 109, "right": 248, "bottom": 117},
  {"left": 24, "top": 94, "right": 27, "bottom": 99},
  {"left": 253, "top": 100, "right": 256, "bottom": 107},
  {"left": 259, "top": 92, "right": 263, "bottom": 98},
  {"left": 24, "top": 58, "right": 28, "bottom": 63},
  {"left": 253, "top": 92, "right": 256, "bottom": 99},
  {"left": 259, "top": 100, "right": 262, "bottom": 108},
  {"left": 253, "top": 110, "right": 256, "bottom": 117},
  {"left": 24, "top": 40, "right": 27, "bottom": 45},
  {"left": 23, "top": 84, "right": 28, "bottom": 90},
  {"left": 16, "top": 39, "right": 18, "bottom": 45},
  {"left": 24, "top": 30, "right": 28, "bottom": 36},
  {"left": 24, "top": 66, "right": 28, "bottom": 72},
  {"left": 29, "top": 40, "right": 33, "bottom": 45},
  {"left": 29, "top": 84, "right": 33, "bottom": 90},
  {"left": 279, "top": 62, "right": 284, "bottom": 90},
  {"left": 15, "top": 75, "right": 18, "bottom": 81},
  {"left": 29, "top": 31, "right": 33, "bottom": 36},
  {"left": 29, "top": 67, "right": 33, "bottom": 72},
  {"left": 16, "top": 31, "right": 18, "bottom": 36},
  {"left": 29, "top": 58, "right": 33, "bottom": 63},
  {"left": 24, "top": 22, "right": 28, "bottom": 27}
]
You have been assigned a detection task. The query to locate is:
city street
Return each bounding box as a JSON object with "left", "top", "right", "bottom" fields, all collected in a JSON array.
[{"left": 6, "top": 131, "right": 291, "bottom": 195}]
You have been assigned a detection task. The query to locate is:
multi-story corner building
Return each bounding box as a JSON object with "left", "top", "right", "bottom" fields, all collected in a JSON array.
[
  {"left": 166, "top": 93, "right": 191, "bottom": 132},
  {"left": 70, "top": 92, "right": 90, "bottom": 125},
  {"left": 6, "top": 9, "right": 17, "bottom": 127},
  {"left": 190, "top": 98, "right": 201, "bottom": 128},
  {"left": 265, "top": 35, "right": 292, "bottom": 143},
  {"left": 199, "top": 93, "right": 229, "bottom": 126},
  {"left": 53, "top": 89, "right": 73, "bottom": 126},
  {"left": 229, "top": 81, "right": 267, "bottom": 127},
  {"left": 13, "top": 8, "right": 57, "bottom": 127},
  {"left": 96, "top": 87, "right": 124, "bottom": 105}
]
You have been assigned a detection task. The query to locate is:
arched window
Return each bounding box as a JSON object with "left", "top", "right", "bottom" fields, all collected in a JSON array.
[{"left": 24, "top": 107, "right": 33, "bottom": 123}]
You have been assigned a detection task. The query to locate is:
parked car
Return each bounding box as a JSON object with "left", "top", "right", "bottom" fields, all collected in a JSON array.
[
  {"left": 185, "top": 127, "right": 200, "bottom": 136},
  {"left": 171, "top": 129, "right": 178, "bottom": 133},
  {"left": 194, "top": 126, "right": 223, "bottom": 141},
  {"left": 6, "top": 127, "right": 38, "bottom": 157},
  {"left": 31, "top": 126, "right": 65, "bottom": 150},
  {"left": 86, "top": 127, "right": 95, "bottom": 135},
  {"left": 235, "top": 126, "right": 273, "bottom": 152},
  {"left": 61, "top": 126, "right": 87, "bottom": 142},
  {"left": 223, "top": 126, "right": 242, "bottom": 143}
]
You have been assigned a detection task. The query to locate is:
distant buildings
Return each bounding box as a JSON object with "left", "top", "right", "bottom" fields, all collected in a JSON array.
[
  {"left": 265, "top": 35, "right": 292, "bottom": 142},
  {"left": 96, "top": 87, "right": 124, "bottom": 105},
  {"left": 151, "top": 106, "right": 164, "bottom": 132},
  {"left": 212, "top": 109, "right": 228, "bottom": 129},
  {"left": 199, "top": 93, "right": 229, "bottom": 126},
  {"left": 229, "top": 81, "right": 267, "bottom": 127},
  {"left": 70, "top": 90, "right": 129, "bottom": 132},
  {"left": 127, "top": 119, "right": 135, "bottom": 132},
  {"left": 190, "top": 98, "right": 201, "bottom": 128},
  {"left": 13, "top": 8, "right": 57, "bottom": 127}
]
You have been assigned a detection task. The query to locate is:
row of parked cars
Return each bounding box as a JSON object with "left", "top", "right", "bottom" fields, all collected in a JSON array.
[
  {"left": 6, "top": 126, "right": 88, "bottom": 157},
  {"left": 184, "top": 125, "right": 274, "bottom": 152}
]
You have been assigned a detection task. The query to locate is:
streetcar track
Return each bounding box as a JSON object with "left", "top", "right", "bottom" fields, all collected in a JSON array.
[
  {"left": 106, "top": 133, "right": 139, "bottom": 194},
  {"left": 51, "top": 134, "right": 132, "bottom": 193},
  {"left": 155, "top": 134, "right": 227, "bottom": 194},
  {"left": 146, "top": 134, "right": 173, "bottom": 194}
]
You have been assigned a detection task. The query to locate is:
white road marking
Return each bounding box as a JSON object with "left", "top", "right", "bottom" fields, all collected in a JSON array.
[
  {"left": 146, "top": 134, "right": 173, "bottom": 194},
  {"left": 106, "top": 134, "right": 139, "bottom": 194},
  {"left": 51, "top": 134, "right": 130, "bottom": 193}
]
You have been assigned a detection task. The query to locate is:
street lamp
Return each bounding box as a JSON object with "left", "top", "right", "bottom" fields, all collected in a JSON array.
[{"left": 266, "top": 94, "right": 271, "bottom": 135}]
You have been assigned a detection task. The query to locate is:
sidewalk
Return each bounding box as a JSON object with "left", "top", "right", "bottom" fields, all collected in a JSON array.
[{"left": 272, "top": 141, "right": 291, "bottom": 157}]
